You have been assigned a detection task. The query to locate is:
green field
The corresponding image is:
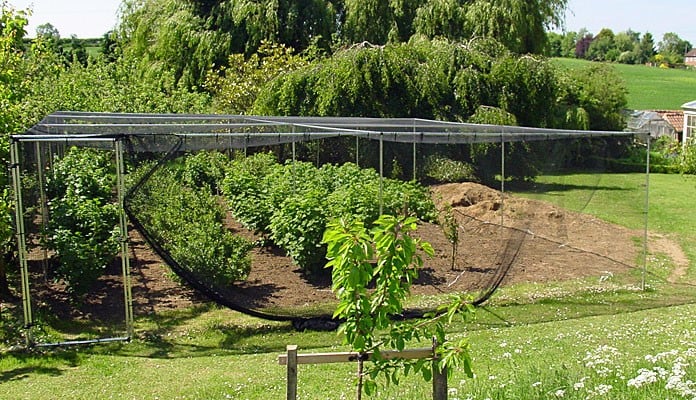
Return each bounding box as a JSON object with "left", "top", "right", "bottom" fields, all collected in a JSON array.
[
  {"left": 1, "top": 172, "right": 694, "bottom": 399},
  {"left": 553, "top": 58, "right": 696, "bottom": 110},
  {"left": 511, "top": 172, "right": 696, "bottom": 282}
]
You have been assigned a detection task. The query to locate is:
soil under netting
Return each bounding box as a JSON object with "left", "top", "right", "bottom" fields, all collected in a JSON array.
[
  {"left": 23, "top": 181, "right": 658, "bottom": 326},
  {"left": 11, "top": 112, "right": 662, "bottom": 330},
  {"left": 210, "top": 182, "right": 643, "bottom": 314}
]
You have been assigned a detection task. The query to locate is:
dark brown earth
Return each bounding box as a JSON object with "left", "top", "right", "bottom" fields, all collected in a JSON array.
[{"left": 17, "top": 182, "right": 686, "bottom": 323}]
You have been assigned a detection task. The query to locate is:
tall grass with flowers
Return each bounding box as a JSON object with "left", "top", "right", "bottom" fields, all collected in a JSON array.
[{"left": 0, "top": 302, "right": 693, "bottom": 399}]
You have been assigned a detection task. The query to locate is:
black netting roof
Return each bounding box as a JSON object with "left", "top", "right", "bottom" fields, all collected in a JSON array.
[{"left": 12, "top": 111, "right": 635, "bottom": 151}]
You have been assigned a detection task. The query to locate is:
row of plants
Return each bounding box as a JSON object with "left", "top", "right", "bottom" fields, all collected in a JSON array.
[
  {"left": 221, "top": 152, "right": 438, "bottom": 273},
  {"left": 43, "top": 147, "right": 120, "bottom": 296},
  {"left": 127, "top": 157, "right": 253, "bottom": 286}
]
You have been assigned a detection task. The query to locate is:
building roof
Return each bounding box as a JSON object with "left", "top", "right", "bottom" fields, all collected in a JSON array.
[
  {"left": 683, "top": 100, "right": 696, "bottom": 111},
  {"left": 654, "top": 110, "right": 684, "bottom": 132},
  {"left": 686, "top": 49, "right": 696, "bottom": 57}
]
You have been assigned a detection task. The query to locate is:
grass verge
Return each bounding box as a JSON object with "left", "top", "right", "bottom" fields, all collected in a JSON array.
[{"left": 553, "top": 58, "right": 696, "bottom": 110}]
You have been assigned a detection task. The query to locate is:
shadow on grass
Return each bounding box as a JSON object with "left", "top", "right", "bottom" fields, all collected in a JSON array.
[
  {"left": 0, "top": 366, "right": 63, "bottom": 382},
  {"left": 0, "top": 349, "right": 81, "bottom": 383},
  {"left": 505, "top": 180, "right": 628, "bottom": 194},
  {"left": 467, "top": 285, "right": 696, "bottom": 331},
  {"left": 104, "top": 303, "right": 310, "bottom": 359}
]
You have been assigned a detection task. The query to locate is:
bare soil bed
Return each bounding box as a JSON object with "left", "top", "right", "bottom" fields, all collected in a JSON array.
[{"left": 18, "top": 182, "right": 686, "bottom": 323}]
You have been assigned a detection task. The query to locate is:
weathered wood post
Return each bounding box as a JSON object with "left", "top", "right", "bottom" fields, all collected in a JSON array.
[
  {"left": 279, "top": 345, "right": 442, "bottom": 399},
  {"left": 286, "top": 345, "right": 298, "bottom": 400},
  {"left": 432, "top": 337, "right": 448, "bottom": 400}
]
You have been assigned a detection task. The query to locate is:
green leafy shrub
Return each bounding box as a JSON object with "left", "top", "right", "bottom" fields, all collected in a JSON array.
[
  {"left": 269, "top": 189, "right": 329, "bottom": 272},
  {"left": 44, "top": 147, "right": 120, "bottom": 296},
  {"left": 224, "top": 156, "right": 436, "bottom": 273},
  {"left": 221, "top": 152, "right": 279, "bottom": 233},
  {"left": 679, "top": 137, "right": 696, "bottom": 175},
  {"left": 181, "top": 150, "right": 230, "bottom": 193},
  {"left": 131, "top": 166, "right": 252, "bottom": 285},
  {"left": 423, "top": 154, "right": 477, "bottom": 183}
]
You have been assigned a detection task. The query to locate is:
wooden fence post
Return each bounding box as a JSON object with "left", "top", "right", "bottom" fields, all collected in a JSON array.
[
  {"left": 432, "top": 337, "right": 448, "bottom": 400},
  {"left": 279, "top": 345, "right": 441, "bottom": 399},
  {"left": 286, "top": 345, "right": 298, "bottom": 400}
]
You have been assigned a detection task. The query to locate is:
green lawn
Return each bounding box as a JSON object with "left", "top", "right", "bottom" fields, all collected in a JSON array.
[
  {"left": 511, "top": 172, "right": 696, "bottom": 282},
  {"left": 1, "top": 172, "right": 695, "bottom": 399},
  {"left": 553, "top": 58, "right": 696, "bottom": 110},
  {"left": 1, "top": 302, "right": 694, "bottom": 399}
]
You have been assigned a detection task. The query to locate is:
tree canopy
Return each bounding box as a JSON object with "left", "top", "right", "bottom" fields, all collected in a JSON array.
[
  {"left": 117, "top": 0, "right": 569, "bottom": 88},
  {"left": 252, "top": 37, "right": 625, "bottom": 131}
]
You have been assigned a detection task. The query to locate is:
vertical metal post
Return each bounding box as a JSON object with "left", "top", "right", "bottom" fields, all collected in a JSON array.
[
  {"left": 379, "top": 134, "right": 384, "bottom": 215},
  {"left": 115, "top": 139, "right": 134, "bottom": 337},
  {"left": 355, "top": 136, "right": 359, "bottom": 167},
  {"left": 642, "top": 135, "right": 650, "bottom": 291},
  {"left": 500, "top": 136, "right": 505, "bottom": 227},
  {"left": 10, "top": 139, "right": 33, "bottom": 345},
  {"left": 292, "top": 126, "right": 297, "bottom": 195},
  {"left": 34, "top": 142, "right": 50, "bottom": 281},
  {"left": 413, "top": 121, "right": 417, "bottom": 181}
]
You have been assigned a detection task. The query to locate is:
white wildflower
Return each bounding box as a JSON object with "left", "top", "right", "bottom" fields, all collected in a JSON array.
[{"left": 627, "top": 368, "right": 657, "bottom": 388}]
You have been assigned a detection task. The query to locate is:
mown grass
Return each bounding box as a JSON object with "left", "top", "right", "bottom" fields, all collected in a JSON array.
[
  {"left": 553, "top": 58, "right": 696, "bottom": 110},
  {"left": 1, "top": 172, "right": 694, "bottom": 399},
  {"left": 1, "top": 302, "right": 694, "bottom": 399},
  {"left": 511, "top": 172, "right": 696, "bottom": 281}
]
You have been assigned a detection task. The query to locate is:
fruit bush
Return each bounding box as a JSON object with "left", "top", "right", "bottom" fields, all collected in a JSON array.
[
  {"left": 224, "top": 153, "right": 437, "bottom": 272},
  {"left": 129, "top": 164, "right": 252, "bottom": 285},
  {"left": 44, "top": 147, "right": 120, "bottom": 296}
]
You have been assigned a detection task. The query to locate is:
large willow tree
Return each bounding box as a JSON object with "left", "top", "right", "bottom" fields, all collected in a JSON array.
[
  {"left": 251, "top": 36, "right": 610, "bottom": 128},
  {"left": 117, "top": 0, "right": 568, "bottom": 88},
  {"left": 413, "top": 0, "right": 568, "bottom": 54},
  {"left": 117, "top": 0, "right": 337, "bottom": 88}
]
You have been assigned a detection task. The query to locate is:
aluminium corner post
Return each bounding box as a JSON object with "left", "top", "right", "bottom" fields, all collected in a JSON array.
[
  {"left": 642, "top": 134, "right": 650, "bottom": 291},
  {"left": 355, "top": 135, "right": 359, "bottom": 167},
  {"left": 35, "top": 141, "right": 49, "bottom": 282},
  {"left": 500, "top": 132, "right": 506, "bottom": 228},
  {"left": 291, "top": 125, "right": 296, "bottom": 195},
  {"left": 412, "top": 120, "right": 417, "bottom": 181},
  {"left": 10, "top": 138, "right": 33, "bottom": 345},
  {"left": 379, "top": 133, "right": 384, "bottom": 215},
  {"left": 115, "top": 138, "right": 134, "bottom": 337}
]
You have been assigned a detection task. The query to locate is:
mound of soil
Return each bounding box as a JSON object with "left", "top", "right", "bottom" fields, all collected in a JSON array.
[{"left": 17, "top": 182, "right": 687, "bottom": 323}]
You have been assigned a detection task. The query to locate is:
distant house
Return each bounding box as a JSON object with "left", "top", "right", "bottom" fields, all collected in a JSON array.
[
  {"left": 656, "top": 110, "right": 684, "bottom": 142},
  {"left": 686, "top": 49, "right": 696, "bottom": 67},
  {"left": 684, "top": 100, "right": 696, "bottom": 146},
  {"left": 628, "top": 110, "right": 683, "bottom": 142}
]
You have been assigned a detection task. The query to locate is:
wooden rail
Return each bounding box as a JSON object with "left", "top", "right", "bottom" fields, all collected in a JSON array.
[{"left": 279, "top": 344, "right": 448, "bottom": 400}]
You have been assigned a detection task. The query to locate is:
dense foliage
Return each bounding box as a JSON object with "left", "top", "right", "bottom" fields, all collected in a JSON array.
[
  {"left": 254, "top": 37, "right": 627, "bottom": 131},
  {"left": 44, "top": 147, "right": 120, "bottom": 296},
  {"left": 0, "top": 2, "right": 210, "bottom": 297},
  {"left": 117, "top": 0, "right": 568, "bottom": 88},
  {"left": 204, "top": 41, "right": 309, "bottom": 113},
  {"left": 222, "top": 153, "right": 436, "bottom": 272},
  {"left": 128, "top": 156, "right": 253, "bottom": 285}
]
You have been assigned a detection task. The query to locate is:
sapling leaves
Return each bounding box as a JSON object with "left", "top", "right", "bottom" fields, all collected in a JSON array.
[{"left": 324, "top": 214, "right": 475, "bottom": 398}]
